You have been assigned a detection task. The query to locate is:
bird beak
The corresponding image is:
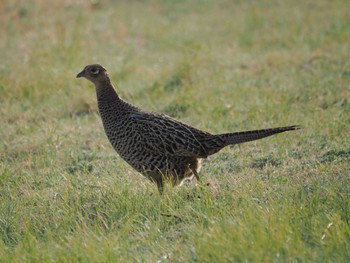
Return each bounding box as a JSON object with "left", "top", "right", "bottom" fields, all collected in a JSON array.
[{"left": 76, "top": 70, "right": 85, "bottom": 78}]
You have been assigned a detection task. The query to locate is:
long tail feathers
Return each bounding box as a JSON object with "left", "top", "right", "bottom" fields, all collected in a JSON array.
[{"left": 220, "top": 125, "right": 300, "bottom": 146}]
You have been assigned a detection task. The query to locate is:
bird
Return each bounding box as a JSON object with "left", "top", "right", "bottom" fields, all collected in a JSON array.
[{"left": 76, "top": 64, "right": 299, "bottom": 193}]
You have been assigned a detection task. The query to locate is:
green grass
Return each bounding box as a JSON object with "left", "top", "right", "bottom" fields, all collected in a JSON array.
[{"left": 1, "top": 0, "right": 350, "bottom": 262}]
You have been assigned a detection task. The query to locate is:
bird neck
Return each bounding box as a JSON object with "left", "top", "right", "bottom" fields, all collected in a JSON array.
[{"left": 95, "top": 79, "right": 121, "bottom": 104}]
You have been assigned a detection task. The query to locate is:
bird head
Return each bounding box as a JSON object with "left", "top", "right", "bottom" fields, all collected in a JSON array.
[{"left": 76, "top": 64, "right": 109, "bottom": 85}]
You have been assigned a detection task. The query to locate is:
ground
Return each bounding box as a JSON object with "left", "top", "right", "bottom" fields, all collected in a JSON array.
[{"left": 0, "top": 0, "right": 349, "bottom": 262}]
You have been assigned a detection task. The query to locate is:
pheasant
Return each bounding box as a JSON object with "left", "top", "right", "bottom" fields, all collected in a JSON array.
[{"left": 77, "top": 64, "right": 299, "bottom": 192}]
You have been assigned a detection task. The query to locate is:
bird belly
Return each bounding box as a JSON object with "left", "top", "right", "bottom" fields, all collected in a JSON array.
[
  {"left": 105, "top": 129, "right": 202, "bottom": 186},
  {"left": 118, "top": 150, "right": 200, "bottom": 186}
]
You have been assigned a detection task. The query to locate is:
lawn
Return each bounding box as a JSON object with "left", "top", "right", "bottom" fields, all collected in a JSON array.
[{"left": 0, "top": 0, "right": 349, "bottom": 262}]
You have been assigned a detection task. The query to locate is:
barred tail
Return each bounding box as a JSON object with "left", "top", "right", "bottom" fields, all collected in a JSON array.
[{"left": 219, "top": 125, "right": 300, "bottom": 146}]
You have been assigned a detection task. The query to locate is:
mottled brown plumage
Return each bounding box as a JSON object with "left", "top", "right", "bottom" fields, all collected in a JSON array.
[{"left": 77, "top": 64, "right": 299, "bottom": 192}]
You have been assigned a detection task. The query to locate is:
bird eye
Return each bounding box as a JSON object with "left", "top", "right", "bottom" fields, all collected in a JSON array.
[{"left": 91, "top": 68, "right": 100, "bottom": 75}]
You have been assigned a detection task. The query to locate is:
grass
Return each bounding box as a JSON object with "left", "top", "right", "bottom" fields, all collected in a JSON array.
[{"left": 1, "top": 0, "right": 349, "bottom": 262}]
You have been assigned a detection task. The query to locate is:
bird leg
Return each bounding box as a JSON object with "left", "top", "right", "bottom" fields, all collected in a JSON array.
[
  {"left": 192, "top": 168, "right": 200, "bottom": 182},
  {"left": 156, "top": 180, "right": 164, "bottom": 195}
]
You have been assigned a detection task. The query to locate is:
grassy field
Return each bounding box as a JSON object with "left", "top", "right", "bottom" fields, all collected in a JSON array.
[{"left": 1, "top": 0, "right": 350, "bottom": 262}]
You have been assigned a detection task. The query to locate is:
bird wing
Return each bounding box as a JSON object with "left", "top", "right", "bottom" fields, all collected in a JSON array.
[{"left": 129, "top": 111, "right": 211, "bottom": 158}]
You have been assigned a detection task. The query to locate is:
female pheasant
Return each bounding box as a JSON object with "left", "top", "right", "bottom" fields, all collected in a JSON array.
[{"left": 77, "top": 64, "right": 298, "bottom": 192}]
